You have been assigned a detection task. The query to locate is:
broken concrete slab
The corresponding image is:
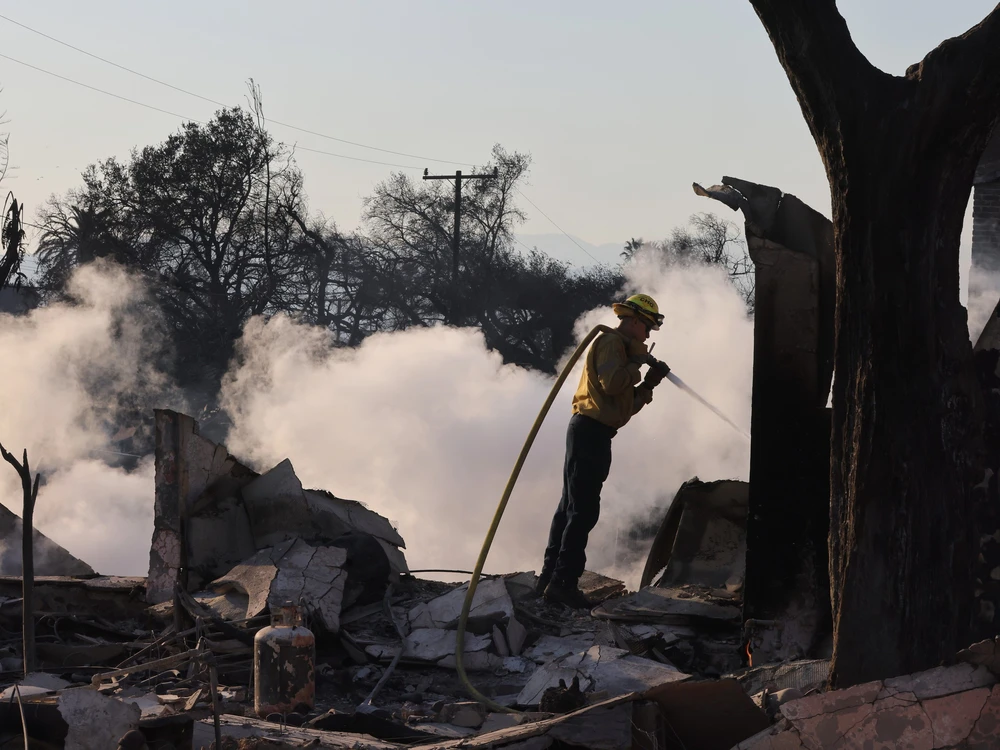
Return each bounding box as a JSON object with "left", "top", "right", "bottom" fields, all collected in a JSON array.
[
  {"left": 435, "top": 652, "right": 502, "bottom": 672},
  {"left": 506, "top": 616, "right": 528, "bottom": 657},
  {"left": 207, "top": 538, "right": 348, "bottom": 632},
  {"left": 408, "top": 576, "right": 514, "bottom": 632},
  {"left": 959, "top": 635, "right": 1000, "bottom": 675},
  {"left": 150, "top": 411, "right": 407, "bottom": 608},
  {"left": 880, "top": 662, "right": 995, "bottom": 701},
  {"left": 242, "top": 459, "right": 407, "bottom": 576},
  {"left": 402, "top": 627, "right": 490, "bottom": 662},
  {"left": 436, "top": 651, "right": 520, "bottom": 673},
  {"left": 0, "top": 672, "right": 70, "bottom": 700},
  {"left": 517, "top": 645, "right": 687, "bottom": 706},
  {"left": 192, "top": 589, "right": 248, "bottom": 621},
  {"left": 577, "top": 571, "right": 626, "bottom": 603},
  {"left": 305, "top": 487, "right": 405, "bottom": 548},
  {"left": 523, "top": 633, "right": 597, "bottom": 664},
  {"left": 503, "top": 572, "right": 538, "bottom": 603},
  {"left": 0, "top": 500, "right": 96, "bottom": 576},
  {"left": 493, "top": 624, "right": 510, "bottom": 657},
  {"left": 592, "top": 584, "right": 742, "bottom": 624},
  {"left": 439, "top": 701, "right": 488, "bottom": 728},
  {"left": 59, "top": 687, "right": 141, "bottom": 750},
  {"left": 737, "top": 661, "right": 1000, "bottom": 750}
]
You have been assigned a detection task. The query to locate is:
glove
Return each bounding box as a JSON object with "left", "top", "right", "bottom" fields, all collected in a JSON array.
[
  {"left": 643, "top": 364, "right": 668, "bottom": 389},
  {"left": 635, "top": 384, "right": 654, "bottom": 407}
]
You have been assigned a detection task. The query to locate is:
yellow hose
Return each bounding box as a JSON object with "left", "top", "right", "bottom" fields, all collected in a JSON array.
[{"left": 454, "top": 325, "right": 614, "bottom": 713}]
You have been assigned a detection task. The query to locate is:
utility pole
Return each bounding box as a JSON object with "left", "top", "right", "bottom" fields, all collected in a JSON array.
[{"left": 423, "top": 167, "right": 498, "bottom": 324}]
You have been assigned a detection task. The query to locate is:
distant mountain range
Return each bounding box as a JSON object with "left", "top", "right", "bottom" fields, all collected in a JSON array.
[{"left": 514, "top": 233, "right": 624, "bottom": 269}]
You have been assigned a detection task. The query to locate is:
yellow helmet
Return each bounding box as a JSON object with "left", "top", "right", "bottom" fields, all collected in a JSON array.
[{"left": 612, "top": 293, "right": 664, "bottom": 330}]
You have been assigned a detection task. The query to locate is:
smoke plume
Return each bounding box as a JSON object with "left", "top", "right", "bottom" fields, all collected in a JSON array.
[
  {"left": 0, "top": 256, "right": 752, "bottom": 585},
  {"left": 222, "top": 253, "right": 753, "bottom": 587},
  {"left": 0, "top": 262, "right": 180, "bottom": 574}
]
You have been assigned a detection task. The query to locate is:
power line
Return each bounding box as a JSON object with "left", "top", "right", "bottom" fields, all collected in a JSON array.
[
  {"left": 268, "top": 120, "right": 472, "bottom": 167},
  {"left": 0, "top": 12, "right": 472, "bottom": 166},
  {"left": 0, "top": 19, "right": 605, "bottom": 267},
  {"left": 294, "top": 145, "right": 421, "bottom": 170},
  {"left": 514, "top": 236, "right": 537, "bottom": 254},
  {"left": 0, "top": 52, "right": 205, "bottom": 124},
  {"left": 0, "top": 53, "right": 425, "bottom": 169},
  {"left": 0, "top": 12, "right": 224, "bottom": 106},
  {"left": 514, "top": 187, "right": 603, "bottom": 265}
]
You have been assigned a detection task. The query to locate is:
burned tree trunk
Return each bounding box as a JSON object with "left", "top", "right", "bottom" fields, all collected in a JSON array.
[
  {"left": 0, "top": 443, "right": 40, "bottom": 675},
  {"left": 750, "top": 0, "right": 1000, "bottom": 686}
]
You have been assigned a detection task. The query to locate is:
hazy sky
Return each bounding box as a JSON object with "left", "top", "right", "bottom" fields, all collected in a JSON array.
[{"left": 1, "top": 1, "right": 995, "bottom": 269}]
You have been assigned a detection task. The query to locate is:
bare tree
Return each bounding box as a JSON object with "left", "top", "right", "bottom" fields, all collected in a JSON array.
[
  {"left": 623, "top": 213, "right": 755, "bottom": 312},
  {"left": 751, "top": 0, "right": 1000, "bottom": 686},
  {"left": 36, "top": 108, "right": 304, "bottom": 382},
  {"left": 0, "top": 442, "right": 39, "bottom": 675},
  {"left": 362, "top": 145, "right": 622, "bottom": 370}
]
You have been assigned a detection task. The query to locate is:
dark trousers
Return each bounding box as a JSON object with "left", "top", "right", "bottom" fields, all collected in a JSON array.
[{"left": 542, "top": 413, "right": 616, "bottom": 586}]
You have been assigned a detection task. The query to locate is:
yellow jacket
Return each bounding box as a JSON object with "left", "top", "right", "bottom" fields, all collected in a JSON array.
[{"left": 571, "top": 329, "right": 653, "bottom": 430}]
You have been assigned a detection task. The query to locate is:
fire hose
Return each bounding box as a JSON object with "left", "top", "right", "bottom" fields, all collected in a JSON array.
[{"left": 454, "top": 324, "right": 749, "bottom": 712}]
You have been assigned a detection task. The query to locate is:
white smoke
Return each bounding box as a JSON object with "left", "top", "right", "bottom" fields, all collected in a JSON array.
[
  {"left": 222, "top": 253, "right": 752, "bottom": 587},
  {"left": 0, "top": 262, "right": 180, "bottom": 574},
  {"left": 0, "top": 256, "right": 753, "bottom": 585}
]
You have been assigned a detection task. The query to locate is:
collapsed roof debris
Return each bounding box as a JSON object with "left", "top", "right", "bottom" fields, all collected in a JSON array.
[
  {"left": 147, "top": 408, "right": 409, "bottom": 610},
  {"left": 0, "top": 176, "right": 843, "bottom": 745},
  {"left": 695, "top": 177, "right": 835, "bottom": 665},
  {"left": 0, "top": 410, "right": 776, "bottom": 748},
  {"left": 3, "top": 169, "right": 984, "bottom": 747},
  {"left": 0, "top": 500, "right": 95, "bottom": 577}
]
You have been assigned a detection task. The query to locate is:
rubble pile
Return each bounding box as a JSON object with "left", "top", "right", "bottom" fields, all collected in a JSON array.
[
  {"left": 2, "top": 406, "right": 998, "bottom": 748},
  {"left": 0, "top": 411, "right": 778, "bottom": 748}
]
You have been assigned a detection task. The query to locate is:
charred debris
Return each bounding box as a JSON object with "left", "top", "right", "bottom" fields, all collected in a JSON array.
[{"left": 1, "top": 170, "right": 1000, "bottom": 749}]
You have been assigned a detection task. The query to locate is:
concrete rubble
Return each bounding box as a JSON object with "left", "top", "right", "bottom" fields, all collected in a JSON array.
[
  {"left": 199, "top": 538, "right": 349, "bottom": 632},
  {"left": 0, "top": 404, "right": 814, "bottom": 749},
  {"left": 2, "top": 168, "right": 998, "bottom": 746},
  {"left": 59, "top": 687, "right": 142, "bottom": 750},
  {"left": 737, "top": 659, "right": 1000, "bottom": 749}
]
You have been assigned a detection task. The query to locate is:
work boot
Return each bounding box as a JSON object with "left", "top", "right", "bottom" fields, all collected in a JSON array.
[
  {"left": 533, "top": 571, "right": 552, "bottom": 597},
  {"left": 543, "top": 580, "right": 593, "bottom": 610}
]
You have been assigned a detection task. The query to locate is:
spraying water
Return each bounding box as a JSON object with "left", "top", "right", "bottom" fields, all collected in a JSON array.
[
  {"left": 647, "top": 341, "right": 749, "bottom": 440},
  {"left": 666, "top": 371, "right": 750, "bottom": 440}
]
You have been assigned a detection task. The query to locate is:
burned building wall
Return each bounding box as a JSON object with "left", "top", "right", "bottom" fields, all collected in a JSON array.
[
  {"left": 696, "top": 178, "right": 834, "bottom": 663},
  {"left": 968, "top": 126, "right": 1000, "bottom": 640},
  {"left": 147, "top": 410, "right": 258, "bottom": 604},
  {"left": 148, "top": 409, "right": 409, "bottom": 607}
]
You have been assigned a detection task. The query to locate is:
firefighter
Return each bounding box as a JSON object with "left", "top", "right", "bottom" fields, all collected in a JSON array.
[{"left": 536, "top": 294, "right": 668, "bottom": 608}]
